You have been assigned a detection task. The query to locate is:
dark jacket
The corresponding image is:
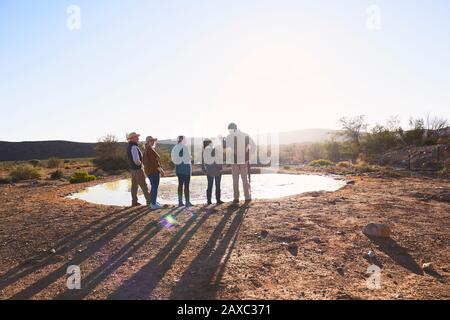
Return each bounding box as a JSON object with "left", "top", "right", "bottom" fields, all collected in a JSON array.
[
  {"left": 202, "top": 146, "right": 223, "bottom": 177},
  {"left": 127, "top": 142, "right": 143, "bottom": 170},
  {"left": 143, "top": 146, "right": 162, "bottom": 176}
]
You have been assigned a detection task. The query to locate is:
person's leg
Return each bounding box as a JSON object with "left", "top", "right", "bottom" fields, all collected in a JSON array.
[
  {"left": 206, "top": 175, "right": 213, "bottom": 204},
  {"left": 177, "top": 175, "right": 184, "bottom": 206},
  {"left": 231, "top": 164, "right": 240, "bottom": 202},
  {"left": 184, "top": 175, "right": 192, "bottom": 206},
  {"left": 136, "top": 169, "right": 151, "bottom": 205},
  {"left": 148, "top": 173, "right": 159, "bottom": 205},
  {"left": 130, "top": 170, "right": 139, "bottom": 205},
  {"left": 215, "top": 175, "right": 222, "bottom": 203},
  {"left": 240, "top": 164, "right": 251, "bottom": 201}
]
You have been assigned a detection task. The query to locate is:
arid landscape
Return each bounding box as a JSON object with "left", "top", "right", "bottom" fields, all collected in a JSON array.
[{"left": 0, "top": 168, "right": 448, "bottom": 300}]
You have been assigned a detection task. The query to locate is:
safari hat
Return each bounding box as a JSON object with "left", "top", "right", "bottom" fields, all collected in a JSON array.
[
  {"left": 127, "top": 132, "right": 140, "bottom": 140},
  {"left": 146, "top": 136, "right": 158, "bottom": 143}
]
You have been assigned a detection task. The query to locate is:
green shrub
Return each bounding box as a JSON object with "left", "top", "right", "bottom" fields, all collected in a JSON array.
[
  {"left": 10, "top": 164, "right": 42, "bottom": 182},
  {"left": 337, "top": 161, "right": 353, "bottom": 168},
  {"left": 309, "top": 159, "right": 333, "bottom": 167},
  {"left": 69, "top": 170, "right": 97, "bottom": 184},
  {"left": 47, "top": 157, "right": 63, "bottom": 168},
  {"left": 94, "top": 135, "right": 129, "bottom": 172},
  {"left": 50, "top": 170, "right": 64, "bottom": 180}
]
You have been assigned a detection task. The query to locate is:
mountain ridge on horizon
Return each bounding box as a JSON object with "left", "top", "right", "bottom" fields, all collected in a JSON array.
[{"left": 0, "top": 128, "right": 339, "bottom": 161}]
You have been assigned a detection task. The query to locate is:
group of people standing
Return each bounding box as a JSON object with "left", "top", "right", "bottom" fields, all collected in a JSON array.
[{"left": 126, "top": 123, "right": 256, "bottom": 209}]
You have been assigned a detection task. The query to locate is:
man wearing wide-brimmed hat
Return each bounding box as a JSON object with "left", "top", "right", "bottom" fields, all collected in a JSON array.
[{"left": 126, "top": 132, "right": 151, "bottom": 206}]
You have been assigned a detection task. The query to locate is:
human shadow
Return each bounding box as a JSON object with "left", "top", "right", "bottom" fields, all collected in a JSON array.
[
  {"left": 55, "top": 208, "right": 183, "bottom": 300},
  {"left": 0, "top": 205, "right": 146, "bottom": 292},
  {"left": 108, "top": 205, "right": 242, "bottom": 300},
  {"left": 9, "top": 205, "right": 154, "bottom": 300},
  {"left": 367, "top": 236, "right": 423, "bottom": 275},
  {"left": 169, "top": 205, "right": 248, "bottom": 300}
]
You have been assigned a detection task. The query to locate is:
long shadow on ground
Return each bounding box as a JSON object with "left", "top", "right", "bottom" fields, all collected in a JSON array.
[
  {"left": 56, "top": 208, "right": 184, "bottom": 300},
  {"left": 0, "top": 206, "right": 142, "bottom": 292},
  {"left": 108, "top": 205, "right": 246, "bottom": 300},
  {"left": 8, "top": 206, "right": 154, "bottom": 300},
  {"left": 367, "top": 236, "right": 423, "bottom": 275},
  {"left": 169, "top": 205, "right": 248, "bottom": 299}
]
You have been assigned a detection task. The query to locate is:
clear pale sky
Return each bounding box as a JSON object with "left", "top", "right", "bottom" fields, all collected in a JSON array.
[{"left": 1, "top": 0, "right": 449, "bottom": 142}]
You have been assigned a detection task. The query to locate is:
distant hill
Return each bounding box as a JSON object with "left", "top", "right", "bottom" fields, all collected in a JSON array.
[
  {"left": 0, "top": 129, "right": 338, "bottom": 161},
  {"left": 0, "top": 141, "right": 97, "bottom": 161}
]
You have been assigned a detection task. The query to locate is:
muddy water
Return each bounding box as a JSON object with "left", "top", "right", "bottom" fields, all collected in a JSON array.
[{"left": 67, "top": 173, "right": 346, "bottom": 206}]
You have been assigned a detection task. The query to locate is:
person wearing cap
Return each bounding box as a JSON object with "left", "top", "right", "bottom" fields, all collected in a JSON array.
[
  {"left": 171, "top": 135, "right": 193, "bottom": 207},
  {"left": 126, "top": 132, "right": 151, "bottom": 207},
  {"left": 143, "top": 136, "right": 165, "bottom": 210},
  {"left": 224, "top": 123, "right": 256, "bottom": 204}
]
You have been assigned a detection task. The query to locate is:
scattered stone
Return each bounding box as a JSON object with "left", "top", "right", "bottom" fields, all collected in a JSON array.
[
  {"left": 50, "top": 248, "right": 56, "bottom": 254},
  {"left": 441, "top": 267, "right": 449, "bottom": 273},
  {"left": 422, "top": 262, "right": 434, "bottom": 272},
  {"left": 260, "top": 230, "right": 269, "bottom": 238},
  {"left": 287, "top": 242, "right": 298, "bottom": 256},
  {"left": 336, "top": 231, "right": 345, "bottom": 236},
  {"left": 336, "top": 266, "right": 345, "bottom": 276},
  {"left": 310, "top": 236, "right": 322, "bottom": 244},
  {"left": 367, "top": 250, "right": 376, "bottom": 258},
  {"left": 346, "top": 180, "right": 355, "bottom": 185},
  {"left": 363, "top": 222, "right": 391, "bottom": 238}
]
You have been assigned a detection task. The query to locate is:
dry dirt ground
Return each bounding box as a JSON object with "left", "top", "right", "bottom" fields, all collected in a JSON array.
[{"left": 0, "top": 173, "right": 449, "bottom": 300}]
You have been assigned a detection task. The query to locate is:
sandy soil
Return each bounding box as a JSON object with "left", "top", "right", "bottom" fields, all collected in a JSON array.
[{"left": 0, "top": 172, "right": 449, "bottom": 300}]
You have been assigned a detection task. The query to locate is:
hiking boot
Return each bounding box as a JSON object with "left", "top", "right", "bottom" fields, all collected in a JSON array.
[
  {"left": 132, "top": 202, "right": 142, "bottom": 207},
  {"left": 178, "top": 202, "right": 185, "bottom": 207},
  {"left": 186, "top": 202, "right": 194, "bottom": 208},
  {"left": 150, "top": 203, "right": 163, "bottom": 210},
  {"left": 232, "top": 199, "right": 240, "bottom": 204},
  {"left": 216, "top": 200, "right": 224, "bottom": 205}
]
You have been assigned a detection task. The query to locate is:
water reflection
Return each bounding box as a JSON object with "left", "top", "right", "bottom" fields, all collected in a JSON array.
[{"left": 68, "top": 174, "right": 346, "bottom": 206}]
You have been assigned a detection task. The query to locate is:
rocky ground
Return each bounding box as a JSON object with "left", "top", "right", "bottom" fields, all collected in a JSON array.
[{"left": 0, "top": 172, "right": 449, "bottom": 300}]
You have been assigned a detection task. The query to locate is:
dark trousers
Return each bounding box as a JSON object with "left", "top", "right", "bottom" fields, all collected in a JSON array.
[
  {"left": 148, "top": 172, "right": 160, "bottom": 205},
  {"left": 177, "top": 174, "right": 191, "bottom": 204},
  {"left": 207, "top": 174, "right": 222, "bottom": 203}
]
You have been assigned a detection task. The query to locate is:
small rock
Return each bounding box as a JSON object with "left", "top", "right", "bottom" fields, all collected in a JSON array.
[
  {"left": 260, "top": 230, "right": 269, "bottom": 238},
  {"left": 336, "top": 266, "right": 345, "bottom": 276},
  {"left": 50, "top": 248, "right": 56, "bottom": 254},
  {"left": 363, "top": 223, "right": 391, "bottom": 238},
  {"left": 441, "top": 267, "right": 449, "bottom": 273},
  {"left": 422, "top": 262, "right": 434, "bottom": 272},
  {"left": 336, "top": 231, "right": 345, "bottom": 236},
  {"left": 367, "top": 250, "right": 376, "bottom": 258},
  {"left": 346, "top": 180, "right": 355, "bottom": 185},
  {"left": 287, "top": 242, "right": 298, "bottom": 256},
  {"left": 310, "top": 236, "right": 322, "bottom": 244}
]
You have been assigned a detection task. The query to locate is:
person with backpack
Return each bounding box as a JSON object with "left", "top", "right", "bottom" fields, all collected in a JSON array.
[
  {"left": 224, "top": 123, "right": 256, "bottom": 204},
  {"left": 171, "top": 135, "right": 193, "bottom": 207},
  {"left": 202, "top": 139, "right": 224, "bottom": 205}
]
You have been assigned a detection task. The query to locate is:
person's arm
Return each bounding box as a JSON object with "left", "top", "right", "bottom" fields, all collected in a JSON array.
[{"left": 131, "top": 146, "right": 142, "bottom": 166}]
